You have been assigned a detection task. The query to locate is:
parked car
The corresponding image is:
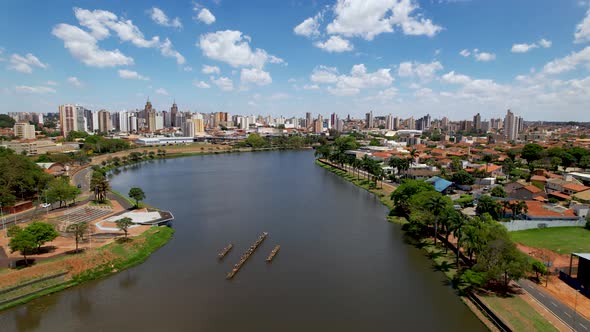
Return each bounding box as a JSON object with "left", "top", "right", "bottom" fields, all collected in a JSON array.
[{"left": 40, "top": 203, "right": 51, "bottom": 208}]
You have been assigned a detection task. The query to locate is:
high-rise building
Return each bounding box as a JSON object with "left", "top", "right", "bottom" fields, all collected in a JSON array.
[
  {"left": 84, "top": 109, "right": 93, "bottom": 132},
  {"left": 147, "top": 110, "right": 156, "bottom": 132},
  {"left": 170, "top": 102, "right": 178, "bottom": 127},
  {"left": 473, "top": 113, "right": 482, "bottom": 132},
  {"left": 441, "top": 116, "right": 449, "bottom": 130},
  {"left": 314, "top": 114, "right": 323, "bottom": 133},
  {"left": 365, "top": 111, "right": 374, "bottom": 129},
  {"left": 393, "top": 116, "right": 400, "bottom": 130},
  {"left": 98, "top": 110, "right": 112, "bottom": 133},
  {"left": 504, "top": 109, "right": 519, "bottom": 141},
  {"left": 385, "top": 114, "right": 394, "bottom": 130},
  {"left": 306, "top": 112, "right": 312, "bottom": 129},
  {"left": 13, "top": 122, "right": 36, "bottom": 139},
  {"left": 406, "top": 117, "right": 415, "bottom": 130},
  {"left": 330, "top": 113, "right": 337, "bottom": 127},
  {"left": 58, "top": 104, "right": 77, "bottom": 136}
]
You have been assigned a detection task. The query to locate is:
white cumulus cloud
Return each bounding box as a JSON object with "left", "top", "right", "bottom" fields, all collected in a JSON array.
[
  {"left": 511, "top": 38, "right": 552, "bottom": 53},
  {"left": 198, "top": 30, "right": 283, "bottom": 69},
  {"left": 326, "top": 0, "right": 442, "bottom": 40},
  {"left": 543, "top": 46, "right": 590, "bottom": 74},
  {"left": 211, "top": 76, "right": 234, "bottom": 91},
  {"left": 156, "top": 88, "right": 169, "bottom": 95},
  {"left": 15, "top": 85, "right": 56, "bottom": 94},
  {"left": 193, "top": 80, "right": 210, "bottom": 89},
  {"left": 150, "top": 7, "right": 182, "bottom": 29},
  {"left": 459, "top": 49, "right": 471, "bottom": 57},
  {"left": 396, "top": 61, "right": 443, "bottom": 81},
  {"left": 67, "top": 76, "right": 82, "bottom": 86},
  {"left": 474, "top": 50, "right": 496, "bottom": 62},
  {"left": 118, "top": 69, "right": 149, "bottom": 80},
  {"left": 196, "top": 8, "right": 216, "bottom": 25},
  {"left": 240, "top": 68, "right": 272, "bottom": 86},
  {"left": 159, "top": 38, "right": 185, "bottom": 64},
  {"left": 294, "top": 13, "right": 322, "bottom": 37},
  {"left": 314, "top": 36, "right": 354, "bottom": 52},
  {"left": 202, "top": 64, "right": 220, "bottom": 75},
  {"left": 575, "top": 9, "right": 590, "bottom": 44},
  {"left": 8, "top": 53, "right": 48, "bottom": 74},
  {"left": 312, "top": 63, "right": 393, "bottom": 96}
]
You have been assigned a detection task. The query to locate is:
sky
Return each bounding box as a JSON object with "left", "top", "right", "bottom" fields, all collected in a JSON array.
[{"left": 1, "top": 0, "right": 590, "bottom": 121}]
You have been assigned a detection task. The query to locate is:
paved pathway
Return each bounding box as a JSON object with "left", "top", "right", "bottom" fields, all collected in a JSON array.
[{"left": 519, "top": 279, "right": 590, "bottom": 331}]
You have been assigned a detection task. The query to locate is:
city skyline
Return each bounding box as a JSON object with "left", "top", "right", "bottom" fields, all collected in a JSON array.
[{"left": 1, "top": 1, "right": 590, "bottom": 120}]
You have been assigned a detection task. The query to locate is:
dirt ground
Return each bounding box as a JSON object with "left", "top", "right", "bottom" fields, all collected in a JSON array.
[
  {"left": 0, "top": 199, "right": 149, "bottom": 265},
  {"left": 517, "top": 243, "right": 590, "bottom": 320}
]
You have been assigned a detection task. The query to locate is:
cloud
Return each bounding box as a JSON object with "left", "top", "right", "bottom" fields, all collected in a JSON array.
[
  {"left": 268, "top": 93, "right": 290, "bottom": 101},
  {"left": 15, "top": 85, "right": 56, "bottom": 94},
  {"left": 202, "top": 64, "right": 220, "bottom": 74},
  {"left": 326, "top": 0, "right": 442, "bottom": 40},
  {"left": 459, "top": 49, "right": 470, "bottom": 57},
  {"left": 46, "top": 80, "right": 58, "bottom": 86},
  {"left": 441, "top": 71, "right": 471, "bottom": 84},
  {"left": 159, "top": 38, "right": 185, "bottom": 64},
  {"left": 193, "top": 80, "right": 210, "bottom": 89},
  {"left": 52, "top": 23, "right": 134, "bottom": 67},
  {"left": 294, "top": 13, "right": 322, "bottom": 37},
  {"left": 149, "top": 7, "right": 182, "bottom": 29},
  {"left": 53, "top": 7, "right": 184, "bottom": 67},
  {"left": 303, "top": 84, "right": 320, "bottom": 90},
  {"left": 543, "top": 46, "right": 590, "bottom": 74},
  {"left": 474, "top": 50, "right": 495, "bottom": 62},
  {"left": 575, "top": 9, "right": 590, "bottom": 44},
  {"left": 538, "top": 38, "right": 552, "bottom": 48},
  {"left": 240, "top": 68, "right": 272, "bottom": 86},
  {"left": 8, "top": 53, "right": 48, "bottom": 74},
  {"left": 312, "top": 63, "right": 393, "bottom": 96},
  {"left": 314, "top": 36, "right": 354, "bottom": 52},
  {"left": 196, "top": 8, "right": 216, "bottom": 25},
  {"left": 511, "top": 43, "right": 537, "bottom": 53},
  {"left": 67, "top": 76, "right": 82, "bottom": 86},
  {"left": 183, "top": 66, "right": 193, "bottom": 72},
  {"left": 396, "top": 61, "right": 443, "bottom": 81},
  {"left": 118, "top": 69, "right": 149, "bottom": 80},
  {"left": 155, "top": 88, "right": 169, "bottom": 95},
  {"left": 511, "top": 38, "right": 552, "bottom": 53},
  {"left": 198, "top": 30, "right": 283, "bottom": 68},
  {"left": 310, "top": 65, "right": 339, "bottom": 83},
  {"left": 211, "top": 76, "right": 234, "bottom": 91}
]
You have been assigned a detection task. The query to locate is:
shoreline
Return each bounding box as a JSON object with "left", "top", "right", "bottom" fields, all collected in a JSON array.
[{"left": 314, "top": 158, "right": 501, "bottom": 331}]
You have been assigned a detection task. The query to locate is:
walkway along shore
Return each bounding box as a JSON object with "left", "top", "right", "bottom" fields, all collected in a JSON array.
[{"left": 226, "top": 232, "right": 268, "bottom": 279}]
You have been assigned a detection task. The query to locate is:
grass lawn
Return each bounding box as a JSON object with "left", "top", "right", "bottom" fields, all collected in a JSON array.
[
  {"left": 481, "top": 295, "right": 559, "bottom": 332},
  {"left": 510, "top": 227, "right": 590, "bottom": 254}
]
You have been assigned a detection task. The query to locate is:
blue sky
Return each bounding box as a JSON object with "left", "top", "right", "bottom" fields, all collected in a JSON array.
[{"left": 1, "top": 0, "right": 590, "bottom": 121}]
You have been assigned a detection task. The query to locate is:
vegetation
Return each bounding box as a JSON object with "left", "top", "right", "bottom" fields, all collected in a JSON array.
[
  {"left": 490, "top": 186, "right": 507, "bottom": 198},
  {"left": 44, "top": 177, "right": 81, "bottom": 208},
  {"left": 115, "top": 217, "right": 133, "bottom": 238},
  {"left": 128, "top": 187, "right": 146, "bottom": 208},
  {"left": 450, "top": 170, "right": 475, "bottom": 185},
  {"left": 66, "top": 222, "right": 88, "bottom": 252},
  {"left": 8, "top": 222, "right": 59, "bottom": 265},
  {"left": 90, "top": 170, "right": 110, "bottom": 203},
  {"left": 0, "top": 114, "right": 16, "bottom": 128},
  {"left": 82, "top": 135, "right": 130, "bottom": 154},
  {"left": 0, "top": 147, "right": 52, "bottom": 205},
  {"left": 510, "top": 227, "right": 590, "bottom": 254}
]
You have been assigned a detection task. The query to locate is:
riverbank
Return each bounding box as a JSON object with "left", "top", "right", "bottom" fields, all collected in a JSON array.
[
  {"left": 0, "top": 226, "right": 173, "bottom": 311},
  {"left": 315, "top": 158, "right": 564, "bottom": 332}
]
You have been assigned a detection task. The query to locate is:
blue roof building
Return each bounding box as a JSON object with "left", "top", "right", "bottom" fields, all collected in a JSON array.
[{"left": 425, "top": 176, "right": 454, "bottom": 193}]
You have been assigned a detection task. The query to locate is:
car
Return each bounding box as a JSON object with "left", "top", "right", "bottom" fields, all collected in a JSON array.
[
  {"left": 77, "top": 184, "right": 82, "bottom": 188},
  {"left": 40, "top": 203, "right": 51, "bottom": 208}
]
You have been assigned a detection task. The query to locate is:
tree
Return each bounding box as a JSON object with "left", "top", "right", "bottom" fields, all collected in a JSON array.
[
  {"left": 90, "top": 172, "right": 110, "bottom": 202},
  {"left": 490, "top": 186, "right": 507, "bottom": 198},
  {"left": 425, "top": 195, "right": 448, "bottom": 245},
  {"left": 550, "top": 157, "right": 562, "bottom": 172},
  {"left": 8, "top": 229, "right": 36, "bottom": 266},
  {"left": 44, "top": 178, "right": 80, "bottom": 207},
  {"left": 26, "top": 222, "right": 59, "bottom": 252},
  {"left": 391, "top": 180, "right": 435, "bottom": 217},
  {"left": 531, "top": 259, "right": 548, "bottom": 280},
  {"left": 116, "top": 217, "right": 133, "bottom": 238},
  {"left": 0, "top": 114, "right": 16, "bottom": 128},
  {"left": 66, "top": 222, "right": 88, "bottom": 252},
  {"left": 287, "top": 136, "right": 304, "bottom": 149},
  {"left": 451, "top": 170, "right": 475, "bottom": 185},
  {"left": 128, "top": 187, "right": 146, "bottom": 208},
  {"left": 521, "top": 143, "right": 544, "bottom": 166},
  {"left": 369, "top": 138, "right": 381, "bottom": 146},
  {"left": 474, "top": 235, "right": 530, "bottom": 288},
  {"left": 475, "top": 195, "right": 501, "bottom": 219},
  {"left": 449, "top": 212, "right": 468, "bottom": 267},
  {"left": 245, "top": 133, "right": 267, "bottom": 148}
]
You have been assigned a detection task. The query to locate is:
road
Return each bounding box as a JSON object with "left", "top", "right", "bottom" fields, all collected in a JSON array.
[
  {"left": 519, "top": 279, "right": 590, "bottom": 331},
  {"left": 71, "top": 166, "right": 93, "bottom": 192}
]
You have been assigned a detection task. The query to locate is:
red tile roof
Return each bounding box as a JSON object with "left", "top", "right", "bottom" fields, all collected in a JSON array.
[
  {"left": 549, "top": 191, "right": 572, "bottom": 200},
  {"left": 530, "top": 175, "right": 547, "bottom": 182},
  {"left": 524, "top": 185, "right": 543, "bottom": 193},
  {"left": 525, "top": 201, "right": 576, "bottom": 218},
  {"left": 563, "top": 183, "right": 590, "bottom": 192}
]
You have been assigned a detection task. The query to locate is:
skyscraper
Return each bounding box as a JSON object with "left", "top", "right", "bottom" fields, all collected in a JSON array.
[
  {"left": 58, "top": 104, "right": 77, "bottom": 136},
  {"left": 13, "top": 122, "right": 36, "bottom": 139},
  {"left": 365, "top": 111, "right": 374, "bottom": 129},
  {"left": 306, "top": 112, "right": 312, "bottom": 129},
  {"left": 385, "top": 114, "right": 394, "bottom": 130},
  {"left": 504, "top": 109, "right": 519, "bottom": 141},
  {"left": 314, "top": 114, "right": 323, "bottom": 133},
  {"left": 98, "top": 110, "right": 111, "bottom": 133},
  {"left": 170, "top": 102, "right": 178, "bottom": 127},
  {"left": 473, "top": 113, "right": 482, "bottom": 132}
]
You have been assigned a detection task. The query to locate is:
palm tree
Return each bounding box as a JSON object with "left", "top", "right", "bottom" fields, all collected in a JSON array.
[
  {"left": 409, "top": 148, "right": 418, "bottom": 164},
  {"left": 361, "top": 155, "right": 371, "bottom": 181},
  {"left": 449, "top": 212, "right": 467, "bottom": 267},
  {"left": 425, "top": 195, "right": 447, "bottom": 245},
  {"left": 90, "top": 174, "right": 110, "bottom": 202}
]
